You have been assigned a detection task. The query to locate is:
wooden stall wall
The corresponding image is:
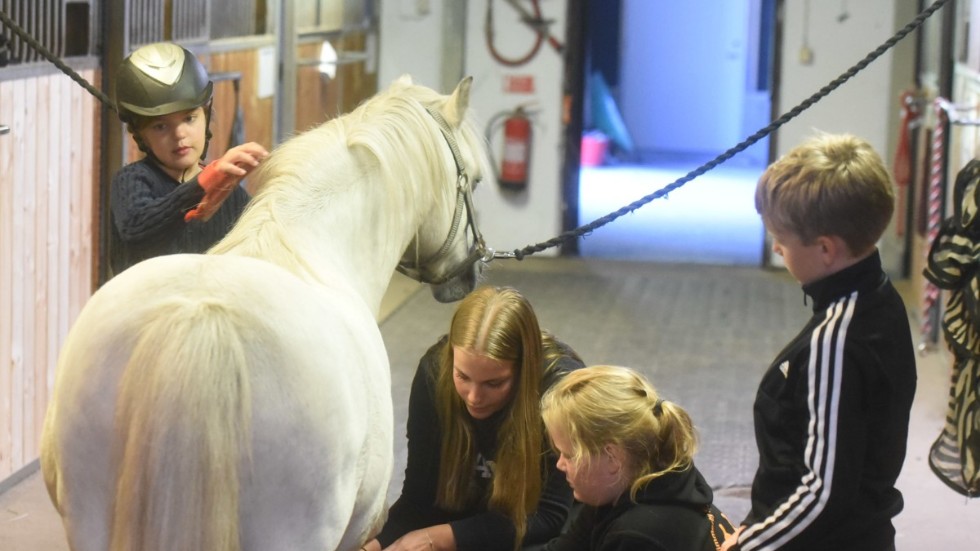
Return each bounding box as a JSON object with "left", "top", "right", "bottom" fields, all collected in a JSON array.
[
  {"left": 0, "top": 70, "right": 99, "bottom": 480},
  {"left": 208, "top": 48, "right": 275, "bottom": 158},
  {"left": 208, "top": 36, "right": 377, "bottom": 158},
  {"left": 296, "top": 33, "right": 379, "bottom": 134}
]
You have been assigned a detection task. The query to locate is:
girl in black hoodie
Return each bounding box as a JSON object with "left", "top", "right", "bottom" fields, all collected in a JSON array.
[{"left": 541, "top": 366, "right": 733, "bottom": 551}]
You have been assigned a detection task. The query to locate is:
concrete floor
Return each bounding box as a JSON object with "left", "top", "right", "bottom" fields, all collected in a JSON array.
[{"left": 1, "top": 267, "right": 979, "bottom": 550}]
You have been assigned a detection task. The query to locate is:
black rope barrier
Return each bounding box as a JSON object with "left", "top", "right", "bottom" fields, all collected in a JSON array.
[{"left": 494, "top": 0, "right": 952, "bottom": 260}]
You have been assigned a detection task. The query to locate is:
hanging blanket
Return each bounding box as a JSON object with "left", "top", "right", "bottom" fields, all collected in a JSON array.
[{"left": 923, "top": 158, "right": 980, "bottom": 497}]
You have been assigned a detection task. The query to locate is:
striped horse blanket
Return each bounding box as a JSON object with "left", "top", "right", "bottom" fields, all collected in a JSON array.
[{"left": 924, "top": 158, "right": 980, "bottom": 497}]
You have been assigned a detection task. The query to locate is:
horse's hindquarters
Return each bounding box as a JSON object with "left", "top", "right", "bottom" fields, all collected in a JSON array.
[{"left": 43, "top": 254, "right": 394, "bottom": 551}]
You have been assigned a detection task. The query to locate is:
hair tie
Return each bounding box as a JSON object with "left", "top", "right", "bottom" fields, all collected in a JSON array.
[{"left": 653, "top": 398, "right": 664, "bottom": 416}]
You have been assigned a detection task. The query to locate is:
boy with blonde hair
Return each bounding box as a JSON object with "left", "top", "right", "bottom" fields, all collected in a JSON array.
[{"left": 726, "top": 134, "right": 916, "bottom": 551}]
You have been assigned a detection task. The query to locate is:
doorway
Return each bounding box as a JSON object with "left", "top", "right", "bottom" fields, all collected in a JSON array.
[{"left": 576, "top": 0, "right": 778, "bottom": 266}]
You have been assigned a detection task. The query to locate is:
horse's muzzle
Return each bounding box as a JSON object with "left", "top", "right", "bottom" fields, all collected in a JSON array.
[{"left": 430, "top": 260, "right": 484, "bottom": 302}]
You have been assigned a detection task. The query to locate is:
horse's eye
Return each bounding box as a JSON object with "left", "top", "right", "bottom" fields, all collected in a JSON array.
[{"left": 472, "top": 177, "right": 482, "bottom": 190}]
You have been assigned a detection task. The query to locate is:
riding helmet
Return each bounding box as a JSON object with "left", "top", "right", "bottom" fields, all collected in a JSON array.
[{"left": 115, "top": 42, "right": 214, "bottom": 156}]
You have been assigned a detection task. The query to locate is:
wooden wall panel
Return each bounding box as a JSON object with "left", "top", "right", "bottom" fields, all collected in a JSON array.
[
  {"left": 0, "top": 70, "right": 97, "bottom": 481},
  {"left": 334, "top": 32, "right": 378, "bottom": 116},
  {"left": 294, "top": 35, "right": 379, "bottom": 138},
  {"left": 22, "top": 76, "right": 38, "bottom": 461},
  {"left": 9, "top": 78, "right": 26, "bottom": 471},
  {"left": 305, "top": 33, "right": 381, "bottom": 131},
  {"left": 209, "top": 48, "right": 274, "bottom": 158},
  {"left": 0, "top": 76, "right": 14, "bottom": 477},
  {"left": 296, "top": 42, "right": 330, "bottom": 133},
  {"left": 33, "top": 76, "right": 50, "bottom": 462}
]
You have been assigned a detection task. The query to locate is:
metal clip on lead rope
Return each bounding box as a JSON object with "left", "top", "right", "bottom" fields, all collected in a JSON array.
[{"left": 491, "top": 250, "right": 519, "bottom": 260}]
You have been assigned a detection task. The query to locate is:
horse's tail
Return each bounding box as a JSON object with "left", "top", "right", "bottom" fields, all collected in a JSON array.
[{"left": 110, "top": 297, "right": 252, "bottom": 551}]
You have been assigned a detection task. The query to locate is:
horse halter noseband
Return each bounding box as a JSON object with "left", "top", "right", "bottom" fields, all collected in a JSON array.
[{"left": 396, "top": 107, "right": 492, "bottom": 285}]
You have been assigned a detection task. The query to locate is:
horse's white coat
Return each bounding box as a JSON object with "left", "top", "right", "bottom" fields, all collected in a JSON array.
[{"left": 40, "top": 77, "right": 490, "bottom": 551}]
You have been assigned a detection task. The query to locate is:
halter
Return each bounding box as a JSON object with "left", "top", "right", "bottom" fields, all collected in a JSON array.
[{"left": 396, "top": 107, "right": 493, "bottom": 285}]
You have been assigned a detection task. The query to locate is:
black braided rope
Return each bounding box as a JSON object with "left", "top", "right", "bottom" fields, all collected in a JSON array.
[
  {"left": 500, "top": 0, "right": 952, "bottom": 260},
  {"left": 0, "top": 9, "right": 116, "bottom": 110}
]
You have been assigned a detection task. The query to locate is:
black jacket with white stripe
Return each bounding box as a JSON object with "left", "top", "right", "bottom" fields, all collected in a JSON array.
[{"left": 740, "top": 250, "right": 916, "bottom": 551}]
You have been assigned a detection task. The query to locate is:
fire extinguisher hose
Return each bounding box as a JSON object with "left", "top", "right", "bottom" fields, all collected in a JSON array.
[{"left": 485, "top": 0, "right": 546, "bottom": 67}]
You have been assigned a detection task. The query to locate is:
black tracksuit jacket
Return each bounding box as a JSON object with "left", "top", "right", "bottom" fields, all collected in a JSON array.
[{"left": 739, "top": 251, "right": 917, "bottom": 550}]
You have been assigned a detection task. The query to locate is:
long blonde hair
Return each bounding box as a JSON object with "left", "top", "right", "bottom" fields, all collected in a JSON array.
[
  {"left": 434, "top": 286, "right": 562, "bottom": 547},
  {"left": 541, "top": 365, "right": 698, "bottom": 502}
]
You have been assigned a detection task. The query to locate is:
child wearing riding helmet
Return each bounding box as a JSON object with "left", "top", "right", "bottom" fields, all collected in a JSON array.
[{"left": 109, "top": 42, "right": 268, "bottom": 275}]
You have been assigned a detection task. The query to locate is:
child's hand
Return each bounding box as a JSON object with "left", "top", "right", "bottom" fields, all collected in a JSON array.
[
  {"left": 212, "top": 142, "right": 270, "bottom": 179},
  {"left": 720, "top": 525, "right": 744, "bottom": 550},
  {"left": 185, "top": 142, "right": 269, "bottom": 222}
]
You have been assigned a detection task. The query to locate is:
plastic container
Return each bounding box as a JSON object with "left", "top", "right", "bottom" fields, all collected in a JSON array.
[{"left": 580, "top": 131, "right": 609, "bottom": 167}]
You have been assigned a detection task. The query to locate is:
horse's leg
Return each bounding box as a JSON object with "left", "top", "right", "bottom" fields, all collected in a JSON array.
[
  {"left": 41, "top": 297, "right": 136, "bottom": 551},
  {"left": 42, "top": 400, "right": 115, "bottom": 551}
]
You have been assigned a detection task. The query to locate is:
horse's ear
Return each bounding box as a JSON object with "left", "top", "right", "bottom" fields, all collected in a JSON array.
[
  {"left": 443, "top": 76, "right": 473, "bottom": 128},
  {"left": 394, "top": 74, "right": 414, "bottom": 87}
]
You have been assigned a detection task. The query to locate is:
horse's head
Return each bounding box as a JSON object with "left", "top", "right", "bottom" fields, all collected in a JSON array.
[{"left": 397, "top": 76, "right": 492, "bottom": 303}]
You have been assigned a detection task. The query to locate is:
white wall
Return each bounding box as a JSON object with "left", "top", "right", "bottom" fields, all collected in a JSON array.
[
  {"left": 776, "top": 0, "right": 900, "bottom": 156},
  {"left": 379, "top": 0, "right": 569, "bottom": 256},
  {"left": 377, "top": 0, "right": 445, "bottom": 90},
  {"left": 776, "top": 0, "right": 914, "bottom": 273},
  {"left": 620, "top": 0, "right": 751, "bottom": 155}
]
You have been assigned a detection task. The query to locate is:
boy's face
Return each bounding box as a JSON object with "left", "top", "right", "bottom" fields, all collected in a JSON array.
[
  {"left": 138, "top": 106, "right": 207, "bottom": 180},
  {"left": 768, "top": 226, "right": 828, "bottom": 285}
]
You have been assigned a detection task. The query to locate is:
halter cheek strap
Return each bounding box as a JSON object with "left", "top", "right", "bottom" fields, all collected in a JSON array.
[{"left": 396, "top": 107, "right": 491, "bottom": 285}]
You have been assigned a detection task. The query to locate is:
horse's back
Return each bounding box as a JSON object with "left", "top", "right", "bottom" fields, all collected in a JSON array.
[{"left": 43, "top": 253, "right": 393, "bottom": 551}]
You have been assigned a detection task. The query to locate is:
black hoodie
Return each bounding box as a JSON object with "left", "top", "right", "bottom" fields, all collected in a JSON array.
[{"left": 544, "top": 464, "right": 732, "bottom": 551}]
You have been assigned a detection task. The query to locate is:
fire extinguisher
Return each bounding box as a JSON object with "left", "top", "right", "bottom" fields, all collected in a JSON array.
[{"left": 487, "top": 106, "right": 533, "bottom": 191}]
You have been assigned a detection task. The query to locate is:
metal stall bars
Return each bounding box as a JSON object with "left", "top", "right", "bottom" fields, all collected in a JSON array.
[{"left": 0, "top": 0, "right": 100, "bottom": 64}]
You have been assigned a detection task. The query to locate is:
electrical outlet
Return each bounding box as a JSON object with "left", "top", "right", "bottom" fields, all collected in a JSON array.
[
  {"left": 400, "top": 0, "right": 431, "bottom": 18},
  {"left": 799, "top": 45, "right": 813, "bottom": 65}
]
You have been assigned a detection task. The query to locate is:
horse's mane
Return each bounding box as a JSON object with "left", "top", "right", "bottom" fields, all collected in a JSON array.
[{"left": 209, "top": 78, "right": 489, "bottom": 282}]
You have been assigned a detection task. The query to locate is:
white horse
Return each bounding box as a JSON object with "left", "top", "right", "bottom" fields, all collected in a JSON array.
[{"left": 40, "top": 76, "right": 492, "bottom": 551}]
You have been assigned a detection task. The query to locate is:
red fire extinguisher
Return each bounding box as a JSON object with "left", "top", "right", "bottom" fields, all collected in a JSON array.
[{"left": 498, "top": 106, "right": 532, "bottom": 191}]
